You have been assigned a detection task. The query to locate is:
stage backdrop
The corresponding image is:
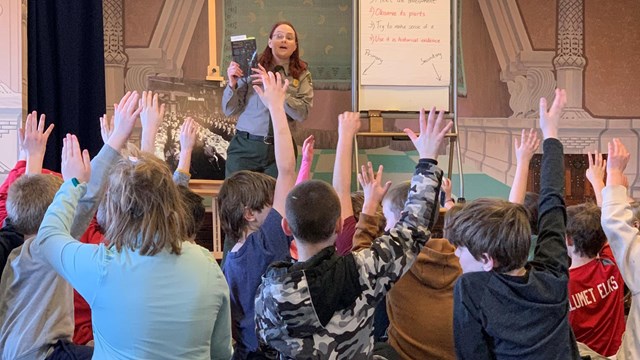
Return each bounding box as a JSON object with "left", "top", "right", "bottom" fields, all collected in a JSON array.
[{"left": 221, "top": 0, "right": 466, "bottom": 94}]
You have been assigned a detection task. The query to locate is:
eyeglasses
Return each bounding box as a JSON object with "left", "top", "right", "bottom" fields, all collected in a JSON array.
[{"left": 272, "top": 32, "right": 296, "bottom": 41}]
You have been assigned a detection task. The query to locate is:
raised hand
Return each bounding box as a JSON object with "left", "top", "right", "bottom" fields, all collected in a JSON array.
[
  {"left": 23, "top": 111, "right": 54, "bottom": 157},
  {"left": 296, "top": 135, "right": 315, "bottom": 185},
  {"left": 404, "top": 107, "right": 453, "bottom": 160},
  {"left": 109, "top": 91, "right": 142, "bottom": 151},
  {"left": 358, "top": 162, "right": 392, "bottom": 215},
  {"left": 301, "top": 135, "right": 315, "bottom": 162},
  {"left": 140, "top": 91, "right": 165, "bottom": 152},
  {"left": 180, "top": 117, "right": 198, "bottom": 154},
  {"left": 139, "top": 91, "right": 165, "bottom": 132},
  {"left": 338, "top": 111, "right": 361, "bottom": 138},
  {"left": 61, "top": 134, "right": 91, "bottom": 183},
  {"left": 176, "top": 117, "right": 198, "bottom": 175},
  {"left": 514, "top": 129, "right": 540, "bottom": 164},
  {"left": 24, "top": 111, "right": 54, "bottom": 174},
  {"left": 606, "top": 138, "right": 630, "bottom": 187},
  {"left": 585, "top": 150, "right": 607, "bottom": 206},
  {"left": 442, "top": 177, "right": 455, "bottom": 209},
  {"left": 586, "top": 150, "right": 606, "bottom": 187},
  {"left": 227, "top": 61, "right": 244, "bottom": 88},
  {"left": 100, "top": 113, "right": 114, "bottom": 144},
  {"left": 253, "top": 68, "right": 288, "bottom": 110},
  {"left": 333, "top": 112, "right": 360, "bottom": 221},
  {"left": 539, "top": 88, "right": 567, "bottom": 140}
]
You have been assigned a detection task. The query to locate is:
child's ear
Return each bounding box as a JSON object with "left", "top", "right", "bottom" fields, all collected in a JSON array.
[
  {"left": 634, "top": 220, "right": 640, "bottom": 229},
  {"left": 281, "top": 218, "right": 293, "bottom": 236},
  {"left": 243, "top": 207, "right": 256, "bottom": 222},
  {"left": 565, "top": 235, "right": 574, "bottom": 247},
  {"left": 481, "top": 253, "right": 494, "bottom": 272}
]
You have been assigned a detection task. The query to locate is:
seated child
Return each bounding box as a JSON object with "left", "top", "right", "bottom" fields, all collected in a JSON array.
[
  {"left": 566, "top": 202, "right": 625, "bottom": 356},
  {"left": 447, "top": 89, "right": 581, "bottom": 359},
  {"left": 0, "top": 173, "right": 94, "bottom": 359},
  {"left": 353, "top": 180, "right": 463, "bottom": 359},
  {"left": 600, "top": 138, "right": 640, "bottom": 359},
  {"left": 0, "top": 112, "right": 58, "bottom": 276},
  {"left": 34, "top": 91, "right": 232, "bottom": 359},
  {"left": 218, "top": 70, "right": 296, "bottom": 358},
  {"left": 254, "top": 107, "right": 451, "bottom": 358},
  {"left": 332, "top": 112, "right": 390, "bottom": 343},
  {"left": 37, "top": 139, "right": 232, "bottom": 359},
  {"left": 0, "top": 112, "right": 93, "bottom": 359}
]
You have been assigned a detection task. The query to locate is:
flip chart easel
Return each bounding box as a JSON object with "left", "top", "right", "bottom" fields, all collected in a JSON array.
[{"left": 353, "top": 0, "right": 465, "bottom": 198}]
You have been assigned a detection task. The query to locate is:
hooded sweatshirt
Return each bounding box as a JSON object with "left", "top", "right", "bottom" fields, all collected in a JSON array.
[
  {"left": 255, "top": 159, "right": 442, "bottom": 359},
  {"left": 387, "top": 238, "right": 461, "bottom": 359},
  {"left": 453, "top": 138, "right": 580, "bottom": 360},
  {"left": 352, "top": 217, "right": 461, "bottom": 360},
  {"left": 601, "top": 185, "right": 640, "bottom": 360}
]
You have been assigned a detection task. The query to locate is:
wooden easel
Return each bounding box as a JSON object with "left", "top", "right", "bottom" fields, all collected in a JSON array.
[
  {"left": 206, "top": 0, "right": 224, "bottom": 82},
  {"left": 353, "top": 0, "right": 465, "bottom": 198},
  {"left": 187, "top": 0, "right": 224, "bottom": 259},
  {"left": 189, "top": 180, "right": 224, "bottom": 259}
]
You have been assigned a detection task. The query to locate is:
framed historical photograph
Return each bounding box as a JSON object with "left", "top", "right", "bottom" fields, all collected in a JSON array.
[{"left": 147, "top": 76, "right": 236, "bottom": 180}]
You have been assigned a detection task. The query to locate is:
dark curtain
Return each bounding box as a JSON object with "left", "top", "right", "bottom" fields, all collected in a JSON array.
[{"left": 28, "top": 0, "right": 105, "bottom": 171}]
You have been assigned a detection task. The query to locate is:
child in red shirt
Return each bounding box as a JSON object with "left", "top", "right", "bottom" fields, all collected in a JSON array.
[{"left": 566, "top": 203, "right": 625, "bottom": 356}]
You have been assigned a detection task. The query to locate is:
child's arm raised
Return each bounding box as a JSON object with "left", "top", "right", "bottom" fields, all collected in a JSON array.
[
  {"left": 531, "top": 89, "right": 568, "bottom": 275},
  {"left": 295, "top": 135, "right": 314, "bottom": 185},
  {"left": 100, "top": 113, "right": 113, "bottom": 145},
  {"left": 509, "top": 129, "right": 539, "bottom": 204},
  {"left": 585, "top": 150, "right": 606, "bottom": 207},
  {"left": 350, "top": 162, "right": 391, "bottom": 252},
  {"left": 289, "top": 135, "right": 315, "bottom": 258},
  {"left": 354, "top": 107, "right": 451, "bottom": 298},
  {"left": 173, "top": 117, "right": 197, "bottom": 186},
  {"left": 442, "top": 177, "right": 455, "bottom": 210},
  {"left": 69, "top": 91, "right": 141, "bottom": 238},
  {"left": 36, "top": 134, "right": 102, "bottom": 299},
  {"left": 333, "top": 112, "right": 360, "bottom": 221},
  {"left": 140, "top": 91, "right": 165, "bottom": 153},
  {"left": 1, "top": 124, "right": 52, "bottom": 226},
  {"left": 253, "top": 67, "right": 296, "bottom": 216},
  {"left": 23, "top": 111, "right": 54, "bottom": 175},
  {"left": 333, "top": 112, "right": 362, "bottom": 254},
  {"left": 601, "top": 139, "right": 640, "bottom": 292}
]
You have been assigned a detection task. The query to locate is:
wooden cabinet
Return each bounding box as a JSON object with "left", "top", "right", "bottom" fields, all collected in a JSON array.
[{"left": 527, "top": 154, "right": 605, "bottom": 206}]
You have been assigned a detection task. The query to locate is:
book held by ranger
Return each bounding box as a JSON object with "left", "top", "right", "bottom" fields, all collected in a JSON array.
[{"left": 230, "top": 35, "right": 257, "bottom": 77}]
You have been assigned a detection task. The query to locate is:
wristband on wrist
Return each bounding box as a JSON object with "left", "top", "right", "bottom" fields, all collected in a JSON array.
[
  {"left": 71, "top": 178, "right": 80, "bottom": 187},
  {"left": 176, "top": 168, "right": 191, "bottom": 177}
]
